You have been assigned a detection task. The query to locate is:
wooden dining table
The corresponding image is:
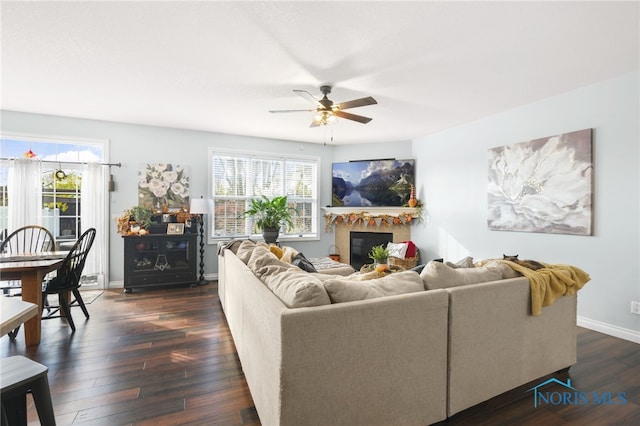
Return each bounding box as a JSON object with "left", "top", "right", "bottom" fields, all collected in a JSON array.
[{"left": 0, "top": 252, "right": 67, "bottom": 345}]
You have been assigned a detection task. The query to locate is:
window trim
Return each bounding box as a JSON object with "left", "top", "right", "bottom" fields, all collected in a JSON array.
[{"left": 207, "top": 147, "right": 321, "bottom": 244}]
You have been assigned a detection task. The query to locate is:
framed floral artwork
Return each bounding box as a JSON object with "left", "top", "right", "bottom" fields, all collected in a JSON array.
[
  {"left": 138, "top": 163, "right": 190, "bottom": 211},
  {"left": 487, "top": 129, "right": 592, "bottom": 236}
]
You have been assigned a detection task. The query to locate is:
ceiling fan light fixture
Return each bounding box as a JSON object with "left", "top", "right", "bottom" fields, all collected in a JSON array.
[{"left": 270, "top": 85, "right": 376, "bottom": 127}]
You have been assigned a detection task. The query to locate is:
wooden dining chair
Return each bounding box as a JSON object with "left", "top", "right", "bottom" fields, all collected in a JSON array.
[
  {"left": 41, "top": 228, "right": 96, "bottom": 332},
  {"left": 0, "top": 225, "right": 55, "bottom": 340},
  {"left": 0, "top": 225, "right": 55, "bottom": 254}
]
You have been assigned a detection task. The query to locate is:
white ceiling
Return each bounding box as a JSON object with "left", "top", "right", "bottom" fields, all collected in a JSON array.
[{"left": 1, "top": 1, "right": 638, "bottom": 145}]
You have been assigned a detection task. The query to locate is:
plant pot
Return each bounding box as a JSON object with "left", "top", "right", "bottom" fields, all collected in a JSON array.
[
  {"left": 373, "top": 258, "right": 388, "bottom": 266},
  {"left": 262, "top": 227, "right": 280, "bottom": 244}
]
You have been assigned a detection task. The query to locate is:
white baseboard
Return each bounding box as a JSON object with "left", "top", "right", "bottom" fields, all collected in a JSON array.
[
  {"left": 205, "top": 273, "right": 218, "bottom": 281},
  {"left": 577, "top": 316, "right": 640, "bottom": 344},
  {"left": 108, "top": 280, "right": 124, "bottom": 289}
]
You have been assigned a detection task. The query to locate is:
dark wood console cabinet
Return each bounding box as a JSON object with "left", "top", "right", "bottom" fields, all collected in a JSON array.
[{"left": 123, "top": 234, "right": 197, "bottom": 292}]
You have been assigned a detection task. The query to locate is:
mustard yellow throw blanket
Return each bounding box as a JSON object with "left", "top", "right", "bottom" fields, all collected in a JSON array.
[{"left": 497, "top": 260, "right": 590, "bottom": 315}]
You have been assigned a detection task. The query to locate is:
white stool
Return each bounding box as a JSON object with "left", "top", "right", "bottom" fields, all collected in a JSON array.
[{"left": 1, "top": 356, "right": 56, "bottom": 426}]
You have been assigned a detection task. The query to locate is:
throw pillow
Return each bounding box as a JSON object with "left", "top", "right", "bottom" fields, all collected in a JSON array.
[
  {"left": 280, "top": 245, "right": 299, "bottom": 263},
  {"left": 400, "top": 240, "right": 417, "bottom": 258},
  {"left": 410, "top": 264, "right": 426, "bottom": 274},
  {"left": 420, "top": 260, "right": 502, "bottom": 290},
  {"left": 292, "top": 253, "right": 318, "bottom": 273},
  {"left": 323, "top": 270, "right": 424, "bottom": 303},
  {"left": 269, "top": 244, "right": 283, "bottom": 259},
  {"left": 386, "top": 242, "right": 409, "bottom": 259}
]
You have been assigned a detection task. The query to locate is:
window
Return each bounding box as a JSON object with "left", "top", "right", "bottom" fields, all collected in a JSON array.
[
  {"left": 0, "top": 137, "right": 103, "bottom": 244},
  {"left": 209, "top": 149, "right": 319, "bottom": 241}
]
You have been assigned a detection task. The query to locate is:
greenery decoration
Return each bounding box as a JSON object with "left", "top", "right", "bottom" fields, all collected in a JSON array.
[
  {"left": 368, "top": 244, "right": 390, "bottom": 263},
  {"left": 241, "top": 195, "right": 296, "bottom": 231}
]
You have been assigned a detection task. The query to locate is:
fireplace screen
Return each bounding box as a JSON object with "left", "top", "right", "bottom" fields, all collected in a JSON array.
[{"left": 350, "top": 231, "right": 393, "bottom": 270}]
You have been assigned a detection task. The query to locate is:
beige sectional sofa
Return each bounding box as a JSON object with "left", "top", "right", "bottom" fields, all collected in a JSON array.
[{"left": 218, "top": 241, "right": 579, "bottom": 425}]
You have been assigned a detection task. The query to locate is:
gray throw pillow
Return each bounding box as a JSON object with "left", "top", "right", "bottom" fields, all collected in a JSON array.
[{"left": 292, "top": 252, "right": 317, "bottom": 273}]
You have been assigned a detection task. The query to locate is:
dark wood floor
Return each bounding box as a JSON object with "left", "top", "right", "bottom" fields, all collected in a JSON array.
[{"left": 2, "top": 283, "right": 638, "bottom": 425}]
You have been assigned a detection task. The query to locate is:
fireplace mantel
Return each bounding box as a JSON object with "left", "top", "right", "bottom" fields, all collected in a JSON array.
[
  {"left": 322, "top": 206, "right": 420, "bottom": 232},
  {"left": 322, "top": 207, "right": 418, "bottom": 217}
]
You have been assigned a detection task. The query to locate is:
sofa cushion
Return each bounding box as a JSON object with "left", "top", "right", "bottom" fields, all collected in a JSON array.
[
  {"left": 236, "top": 239, "right": 257, "bottom": 264},
  {"left": 261, "top": 266, "right": 331, "bottom": 308},
  {"left": 248, "top": 245, "right": 330, "bottom": 308},
  {"left": 247, "top": 245, "right": 294, "bottom": 276},
  {"left": 323, "top": 270, "right": 424, "bottom": 303},
  {"left": 445, "top": 256, "right": 474, "bottom": 269},
  {"left": 420, "top": 261, "right": 502, "bottom": 290},
  {"left": 485, "top": 260, "right": 523, "bottom": 279}
]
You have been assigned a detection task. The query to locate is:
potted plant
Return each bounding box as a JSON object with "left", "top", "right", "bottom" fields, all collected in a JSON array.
[
  {"left": 130, "top": 205, "right": 154, "bottom": 229},
  {"left": 368, "top": 244, "right": 389, "bottom": 265},
  {"left": 241, "top": 195, "right": 296, "bottom": 244}
]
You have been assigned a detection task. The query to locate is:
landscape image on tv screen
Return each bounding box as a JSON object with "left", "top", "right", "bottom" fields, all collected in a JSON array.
[{"left": 332, "top": 159, "right": 415, "bottom": 207}]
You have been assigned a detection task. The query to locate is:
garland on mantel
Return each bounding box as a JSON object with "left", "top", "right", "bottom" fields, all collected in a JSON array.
[{"left": 324, "top": 209, "right": 422, "bottom": 233}]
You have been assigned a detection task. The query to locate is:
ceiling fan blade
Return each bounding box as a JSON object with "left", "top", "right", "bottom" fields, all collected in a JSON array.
[
  {"left": 294, "top": 89, "right": 321, "bottom": 106},
  {"left": 336, "top": 96, "right": 377, "bottom": 110},
  {"left": 269, "top": 109, "right": 315, "bottom": 113},
  {"left": 333, "top": 110, "right": 372, "bottom": 124}
]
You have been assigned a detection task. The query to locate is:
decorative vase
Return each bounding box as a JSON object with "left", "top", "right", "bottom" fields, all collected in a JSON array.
[
  {"left": 374, "top": 257, "right": 388, "bottom": 267},
  {"left": 408, "top": 184, "right": 418, "bottom": 208},
  {"left": 262, "top": 227, "right": 280, "bottom": 244}
]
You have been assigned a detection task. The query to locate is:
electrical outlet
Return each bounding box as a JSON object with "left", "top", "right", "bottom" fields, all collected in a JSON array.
[{"left": 631, "top": 301, "right": 640, "bottom": 315}]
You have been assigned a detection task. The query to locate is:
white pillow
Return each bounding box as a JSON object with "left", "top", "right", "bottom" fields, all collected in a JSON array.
[
  {"left": 386, "top": 242, "right": 409, "bottom": 258},
  {"left": 324, "top": 271, "right": 424, "bottom": 303},
  {"left": 420, "top": 261, "right": 502, "bottom": 290}
]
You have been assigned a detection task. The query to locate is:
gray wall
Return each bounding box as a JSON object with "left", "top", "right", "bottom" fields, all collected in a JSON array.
[
  {"left": 411, "top": 72, "right": 639, "bottom": 337},
  {"left": 0, "top": 111, "right": 407, "bottom": 285},
  {"left": 0, "top": 112, "right": 336, "bottom": 282}
]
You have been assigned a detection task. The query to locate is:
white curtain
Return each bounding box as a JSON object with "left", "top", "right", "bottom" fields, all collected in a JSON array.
[
  {"left": 7, "top": 158, "right": 42, "bottom": 232},
  {"left": 81, "top": 162, "right": 106, "bottom": 284}
]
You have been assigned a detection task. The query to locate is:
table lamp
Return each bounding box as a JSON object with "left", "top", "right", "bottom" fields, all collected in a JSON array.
[{"left": 189, "top": 196, "right": 213, "bottom": 285}]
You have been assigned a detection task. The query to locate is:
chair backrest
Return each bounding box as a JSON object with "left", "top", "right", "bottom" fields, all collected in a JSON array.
[
  {"left": 0, "top": 225, "right": 55, "bottom": 254},
  {"left": 47, "top": 228, "right": 96, "bottom": 291}
]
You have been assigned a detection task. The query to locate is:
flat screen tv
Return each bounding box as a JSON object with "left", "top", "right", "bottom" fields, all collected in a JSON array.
[{"left": 332, "top": 159, "right": 415, "bottom": 207}]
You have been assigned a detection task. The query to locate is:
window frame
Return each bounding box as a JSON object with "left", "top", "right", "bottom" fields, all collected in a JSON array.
[{"left": 208, "top": 147, "right": 320, "bottom": 244}]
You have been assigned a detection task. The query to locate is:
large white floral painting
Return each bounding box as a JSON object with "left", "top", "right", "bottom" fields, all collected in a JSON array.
[
  {"left": 138, "top": 163, "right": 190, "bottom": 210},
  {"left": 487, "top": 129, "right": 592, "bottom": 235}
]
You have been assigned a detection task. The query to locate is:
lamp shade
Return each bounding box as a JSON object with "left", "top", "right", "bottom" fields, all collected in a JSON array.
[{"left": 190, "top": 198, "right": 213, "bottom": 215}]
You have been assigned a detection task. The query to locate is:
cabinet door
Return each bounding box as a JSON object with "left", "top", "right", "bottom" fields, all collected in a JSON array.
[
  {"left": 164, "top": 238, "right": 193, "bottom": 271},
  {"left": 130, "top": 240, "right": 160, "bottom": 272}
]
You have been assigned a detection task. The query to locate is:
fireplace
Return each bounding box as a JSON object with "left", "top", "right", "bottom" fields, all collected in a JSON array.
[{"left": 350, "top": 231, "right": 393, "bottom": 270}]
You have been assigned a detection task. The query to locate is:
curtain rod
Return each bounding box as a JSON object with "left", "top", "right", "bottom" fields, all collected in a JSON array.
[{"left": 0, "top": 157, "right": 121, "bottom": 167}]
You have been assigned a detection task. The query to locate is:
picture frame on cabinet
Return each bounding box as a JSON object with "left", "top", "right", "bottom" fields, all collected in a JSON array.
[{"left": 167, "top": 223, "right": 185, "bottom": 235}]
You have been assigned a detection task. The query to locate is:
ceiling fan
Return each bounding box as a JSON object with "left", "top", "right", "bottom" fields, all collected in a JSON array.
[{"left": 269, "top": 85, "right": 377, "bottom": 127}]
